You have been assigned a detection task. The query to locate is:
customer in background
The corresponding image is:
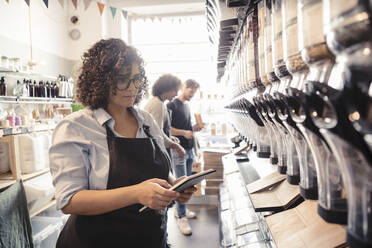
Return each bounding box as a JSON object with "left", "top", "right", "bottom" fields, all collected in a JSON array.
[
  {"left": 49, "top": 38, "right": 196, "bottom": 248},
  {"left": 167, "top": 79, "right": 202, "bottom": 235},
  {"left": 144, "top": 74, "right": 185, "bottom": 159}
]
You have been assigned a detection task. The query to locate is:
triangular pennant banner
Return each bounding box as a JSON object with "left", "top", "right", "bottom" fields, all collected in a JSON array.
[
  {"left": 5, "top": 0, "right": 10, "bottom": 3},
  {"left": 97, "top": 2, "right": 105, "bottom": 16},
  {"left": 83, "top": 0, "right": 91, "bottom": 10},
  {"left": 110, "top": 7, "right": 117, "bottom": 19},
  {"left": 58, "top": 0, "right": 64, "bottom": 7},
  {"left": 42, "top": 0, "right": 48, "bottom": 8},
  {"left": 24, "top": 0, "right": 30, "bottom": 6},
  {"left": 121, "top": 10, "right": 128, "bottom": 19},
  {"left": 71, "top": 0, "right": 78, "bottom": 9}
]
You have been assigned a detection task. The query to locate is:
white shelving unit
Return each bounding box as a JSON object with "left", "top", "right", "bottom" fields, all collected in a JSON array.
[{"left": 0, "top": 71, "right": 73, "bottom": 219}]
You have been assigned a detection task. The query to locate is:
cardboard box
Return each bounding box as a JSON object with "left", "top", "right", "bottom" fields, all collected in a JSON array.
[
  {"left": 250, "top": 180, "right": 301, "bottom": 212},
  {"left": 204, "top": 186, "right": 219, "bottom": 195},
  {"left": 192, "top": 162, "right": 202, "bottom": 173},
  {"left": 206, "top": 179, "right": 224, "bottom": 187},
  {"left": 193, "top": 182, "right": 202, "bottom": 196},
  {"left": 247, "top": 171, "right": 286, "bottom": 194},
  {"left": 265, "top": 201, "right": 347, "bottom": 248}
]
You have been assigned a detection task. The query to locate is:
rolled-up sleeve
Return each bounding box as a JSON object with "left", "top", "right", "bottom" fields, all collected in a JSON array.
[{"left": 49, "top": 119, "right": 91, "bottom": 210}]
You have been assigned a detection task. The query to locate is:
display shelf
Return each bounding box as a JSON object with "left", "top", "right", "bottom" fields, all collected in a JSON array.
[
  {"left": 0, "top": 123, "right": 56, "bottom": 137},
  {"left": 29, "top": 199, "right": 56, "bottom": 218},
  {"left": 0, "top": 174, "right": 16, "bottom": 189},
  {"left": 21, "top": 168, "right": 50, "bottom": 182},
  {"left": 0, "top": 67, "right": 16, "bottom": 73},
  {"left": 0, "top": 70, "right": 58, "bottom": 80},
  {"left": 220, "top": 152, "right": 278, "bottom": 248},
  {"left": 0, "top": 95, "right": 73, "bottom": 105}
]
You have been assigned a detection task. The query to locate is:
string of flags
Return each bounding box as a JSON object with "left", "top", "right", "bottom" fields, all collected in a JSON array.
[{"left": 8, "top": 0, "right": 128, "bottom": 20}]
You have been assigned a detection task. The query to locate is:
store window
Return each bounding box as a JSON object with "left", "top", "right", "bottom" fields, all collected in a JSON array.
[{"left": 130, "top": 15, "right": 215, "bottom": 88}]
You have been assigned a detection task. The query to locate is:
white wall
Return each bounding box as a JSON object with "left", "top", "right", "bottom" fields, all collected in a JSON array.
[
  {"left": 0, "top": 0, "right": 127, "bottom": 75},
  {"left": 66, "top": 0, "right": 126, "bottom": 61},
  {"left": 0, "top": 0, "right": 70, "bottom": 60}
]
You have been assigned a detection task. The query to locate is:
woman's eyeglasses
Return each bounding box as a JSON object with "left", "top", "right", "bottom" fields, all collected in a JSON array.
[{"left": 115, "top": 75, "right": 142, "bottom": 91}]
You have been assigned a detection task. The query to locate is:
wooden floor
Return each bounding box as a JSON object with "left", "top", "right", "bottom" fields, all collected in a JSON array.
[{"left": 167, "top": 204, "right": 220, "bottom": 248}]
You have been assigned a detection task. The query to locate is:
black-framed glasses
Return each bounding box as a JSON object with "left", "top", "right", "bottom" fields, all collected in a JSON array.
[{"left": 115, "top": 75, "right": 142, "bottom": 91}]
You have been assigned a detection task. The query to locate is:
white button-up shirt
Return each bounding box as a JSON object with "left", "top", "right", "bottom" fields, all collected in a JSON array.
[{"left": 49, "top": 107, "right": 166, "bottom": 210}]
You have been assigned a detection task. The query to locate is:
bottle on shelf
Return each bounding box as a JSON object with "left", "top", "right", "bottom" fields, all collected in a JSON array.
[
  {"left": 38, "top": 81, "right": 46, "bottom": 98},
  {"left": 54, "top": 81, "right": 59, "bottom": 98},
  {"left": 29, "top": 79, "right": 35, "bottom": 97},
  {"left": 33, "top": 80, "right": 38, "bottom": 97},
  {"left": 0, "top": 76, "right": 7, "bottom": 96},
  {"left": 13, "top": 80, "right": 23, "bottom": 97},
  {"left": 46, "top": 81, "right": 51, "bottom": 98}
]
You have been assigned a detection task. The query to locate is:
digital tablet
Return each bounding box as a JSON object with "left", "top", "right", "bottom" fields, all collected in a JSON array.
[
  {"left": 139, "top": 169, "right": 216, "bottom": 212},
  {"left": 170, "top": 169, "right": 216, "bottom": 192}
]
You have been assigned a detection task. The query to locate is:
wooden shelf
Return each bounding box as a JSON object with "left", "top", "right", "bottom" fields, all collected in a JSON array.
[
  {"left": 21, "top": 168, "right": 50, "bottom": 182},
  {"left": 0, "top": 172, "right": 13, "bottom": 180},
  {"left": 0, "top": 179, "right": 16, "bottom": 190},
  {"left": 30, "top": 199, "right": 56, "bottom": 218}
]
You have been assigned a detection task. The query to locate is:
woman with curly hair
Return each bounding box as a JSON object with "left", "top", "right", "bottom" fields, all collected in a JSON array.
[{"left": 49, "top": 38, "right": 196, "bottom": 248}]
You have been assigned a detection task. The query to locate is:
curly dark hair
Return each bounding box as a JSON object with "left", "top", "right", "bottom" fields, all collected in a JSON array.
[
  {"left": 152, "top": 74, "right": 182, "bottom": 97},
  {"left": 76, "top": 38, "right": 148, "bottom": 109}
]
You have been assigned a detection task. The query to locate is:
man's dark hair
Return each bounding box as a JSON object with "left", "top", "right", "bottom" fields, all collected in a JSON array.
[
  {"left": 152, "top": 74, "right": 182, "bottom": 97},
  {"left": 184, "top": 79, "right": 200, "bottom": 89}
]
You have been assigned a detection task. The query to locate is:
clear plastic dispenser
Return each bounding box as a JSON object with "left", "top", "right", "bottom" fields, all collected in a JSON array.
[
  {"left": 272, "top": 0, "right": 300, "bottom": 184},
  {"left": 282, "top": 0, "right": 318, "bottom": 200},
  {"left": 315, "top": 0, "right": 372, "bottom": 247},
  {"left": 264, "top": 0, "right": 288, "bottom": 174},
  {"left": 295, "top": 0, "right": 348, "bottom": 223}
]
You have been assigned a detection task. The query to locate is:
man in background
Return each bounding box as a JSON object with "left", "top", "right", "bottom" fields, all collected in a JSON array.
[
  {"left": 167, "top": 79, "right": 201, "bottom": 236},
  {"left": 144, "top": 74, "right": 185, "bottom": 158}
]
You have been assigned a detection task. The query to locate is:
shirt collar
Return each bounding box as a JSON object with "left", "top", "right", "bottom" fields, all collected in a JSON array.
[{"left": 93, "top": 107, "right": 145, "bottom": 127}]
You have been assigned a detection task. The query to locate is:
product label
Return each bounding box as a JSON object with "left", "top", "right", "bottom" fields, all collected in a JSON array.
[
  {"left": 274, "top": 33, "right": 283, "bottom": 61},
  {"left": 301, "top": 1, "right": 324, "bottom": 48},
  {"left": 329, "top": 0, "right": 358, "bottom": 20},
  {"left": 266, "top": 48, "right": 274, "bottom": 73},
  {"left": 285, "top": 0, "right": 297, "bottom": 21},
  {"left": 249, "top": 59, "right": 256, "bottom": 81},
  {"left": 265, "top": 24, "right": 272, "bottom": 49},
  {"left": 259, "top": 53, "right": 265, "bottom": 77},
  {"left": 284, "top": 21, "right": 299, "bottom": 58}
]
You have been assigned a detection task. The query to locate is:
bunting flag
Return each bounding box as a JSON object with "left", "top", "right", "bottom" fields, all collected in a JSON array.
[
  {"left": 24, "top": 0, "right": 30, "bottom": 6},
  {"left": 110, "top": 6, "right": 117, "bottom": 19},
  {"left": 5, "top": 0, "right": 9, "bottom": 3},
  {"left": 83, "top": 0, "right": 91, "bottom": 10},
  {"left": 71, "top": 0, "right": 77, "bottom": 9},
  {"left": 122, "top": 10, "right": 128, "bottom": 19},
  {"left": 97, "top": 2, "right": 105, "bottom": 16},
  {"left": 58, "top": 0, "right": 64, "bottom": 7},
  {"left": 42, "top": 0, "right": 48, "bottom": 8}
]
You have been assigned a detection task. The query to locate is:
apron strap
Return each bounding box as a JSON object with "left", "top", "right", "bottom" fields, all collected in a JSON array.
[
  {"left": 143, "top": 125, "right": 153, "bottom": 139},
  {"left": 104, "top": 122, "right": 152, "bottom": 139}
]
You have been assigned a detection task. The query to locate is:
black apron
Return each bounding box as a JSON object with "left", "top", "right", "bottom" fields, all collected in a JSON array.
[{"left": 56, "top": 124, "right": 171, "bottom": 248}]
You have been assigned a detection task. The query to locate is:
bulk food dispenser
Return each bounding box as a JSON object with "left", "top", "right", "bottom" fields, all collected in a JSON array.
[
  {"left": 296, "top": 0, "right": 348, "bottom": 223},
  {"left": 281, "top": 0, "right": 318, "bottom": 199},
  {"left": 312, "top": 0, "right": 372, "bottom": 246},
  {"left": 272, "top": 0, "right": 301, "bottom": 184},
  {"left": 264, "top": 0, "right": 288, "bottom": 174}
]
